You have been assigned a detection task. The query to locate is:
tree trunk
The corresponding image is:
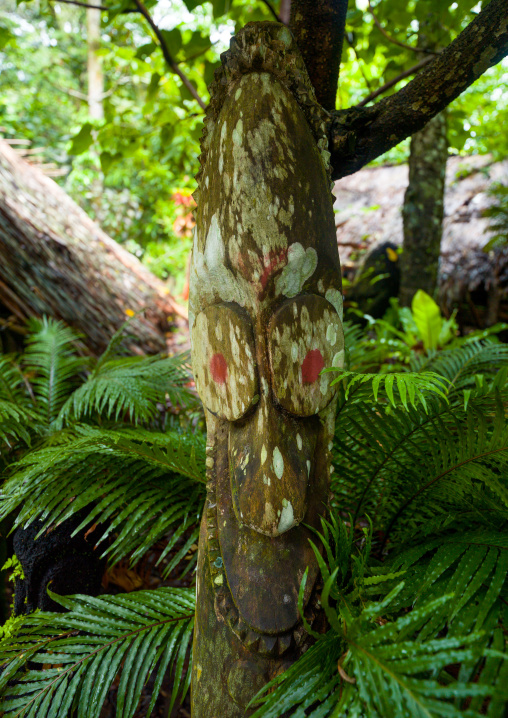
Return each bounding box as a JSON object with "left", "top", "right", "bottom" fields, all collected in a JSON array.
[
  {"left": 399, "top": 17, "right": 449, "bottom": 307},
  {"left": 0, "top": 139, "right": 187, "bottom": 355},
  {"left": 399, "top": 111, "right": 448, "bottom": 306},
  {"left": 279, "top": 0, "right": 291, "bottom": 25},
  {"left": 190, "top": 23, "right": 343, "bottom": 715},
  {"left": 289, "top": 0, "right": 348, "bottom": 110}
]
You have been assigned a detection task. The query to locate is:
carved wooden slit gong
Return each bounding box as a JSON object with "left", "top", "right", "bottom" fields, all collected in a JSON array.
[{"left": 190, "top": 22, "right": 344, "bottom": 715}]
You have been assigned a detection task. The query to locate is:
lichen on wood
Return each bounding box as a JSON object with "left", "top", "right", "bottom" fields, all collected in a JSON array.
[{"left": 190, "top": 21, "right": 343, "bottom": 716}]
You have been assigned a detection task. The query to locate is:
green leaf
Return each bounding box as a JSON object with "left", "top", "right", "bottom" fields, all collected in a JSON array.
[
  {"left": 412, "top": 290, "right": 443, "bottom": 350},
  {"left": 160, "top": 28, "right": 182, "bottom": 59},
  {"left": 69, "top": 122, "right": 94, "bottom": 156},
  {"left": 0, "top": 588, "right": 194, "bottom": 718}
]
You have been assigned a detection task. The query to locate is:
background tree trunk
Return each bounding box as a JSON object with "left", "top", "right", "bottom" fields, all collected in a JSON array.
[
  {"left": 279, "top": 0, "right": 291, "bottom": 25},
  {"left": 399, "top": 111, "right": 448, "bottom": 306},
  {"left": 0, "top": 139, "right": 187, "bottom": 355},
  {"left": 399, "top": 17, "right": 448, "bottom": 307}
]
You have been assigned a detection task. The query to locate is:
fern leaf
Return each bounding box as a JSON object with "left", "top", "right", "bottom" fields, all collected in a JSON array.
[
  {"left": 57, "top": 352, "right": 196, "bottom": 427},
  {"left": 1, "top": 428, "right": 206, "bottom": 568},
  {"left": 328, "top": 369, "right": 448, "bottom": 410},
  {"left": 0, "top": 587, "right": 194, "bottom": 718},
  {"left": 23, "top": 317, "right": 87, "bottom": 426}
]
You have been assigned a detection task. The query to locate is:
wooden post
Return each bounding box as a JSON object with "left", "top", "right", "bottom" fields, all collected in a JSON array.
[{"left": 190, "top": 23, "right": 344, "bottom": 714}]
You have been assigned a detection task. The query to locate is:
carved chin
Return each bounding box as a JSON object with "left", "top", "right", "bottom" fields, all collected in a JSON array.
[{"left": 205, "top": 411, "right": 329, "bottom": 655}]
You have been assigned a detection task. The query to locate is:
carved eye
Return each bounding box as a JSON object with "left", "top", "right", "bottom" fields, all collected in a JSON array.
[
  {"left": 191, "top": 303, "right": 258, "bottom": 421},
  {"left": 269, "top": 294, "right": 344, "bottom": 417}
]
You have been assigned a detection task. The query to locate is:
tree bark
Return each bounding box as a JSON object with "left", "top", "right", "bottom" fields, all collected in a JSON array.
[
  {"left": 289, "top": 0, "right": 348, "bottom": 110},
  {"left": 190, "top": 23, "right": 342, "bottom": 715},
  {"left": 399, "top": 112, "right": 448, "bottom": 306},
  {"left": 0, "top": 139, "right": 186, "bottom": 355},
  {"left": 399, "top": 19, "right": 448, "bottom": 308}
]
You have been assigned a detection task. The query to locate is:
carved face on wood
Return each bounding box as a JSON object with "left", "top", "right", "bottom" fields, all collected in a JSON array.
[{"left": 190, "top": 57, "right": 343, "bottom": 654}]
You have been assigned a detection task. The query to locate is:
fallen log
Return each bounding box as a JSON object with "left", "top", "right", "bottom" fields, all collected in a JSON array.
[{"left": 0, "top": 138, "right": 187, "bottom": 355}]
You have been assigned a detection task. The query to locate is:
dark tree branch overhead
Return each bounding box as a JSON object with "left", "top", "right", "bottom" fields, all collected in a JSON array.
[
  {"left": 328, "top": 0, "right": 508, "bottom": 180},
  {"left": 259, "top": 0, "right": 282, "bottom": 23},
  {"left": 357, "top": 56, "right": 433, "bottom": 107},
  {"left": 290, "top": 0, "right": 349, "bottom": 111},
  {"left": 54, "top": 0, "right": 208, "bottom": 109},
  {"left": 132, "top": 0, "right": 207, "bottom": 110},
  {"left": 367, "top": 0, "right": 438, "bottom": 55}
]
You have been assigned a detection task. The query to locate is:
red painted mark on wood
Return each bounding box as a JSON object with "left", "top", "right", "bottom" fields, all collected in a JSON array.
[
  {"left": 260, "top": 248, "right": 288, "bottom": 289},
  {"left": 301, "top": 350, "right": 324, "bottom": 384},
  {"left": 210, "top": 353, "right": 228, "bottom": 384}
]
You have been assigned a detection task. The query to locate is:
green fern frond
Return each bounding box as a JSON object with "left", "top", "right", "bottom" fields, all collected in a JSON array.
[
  {"left": 328, "top": 369, "right": 448, "bottom": 410},
  {"left": 412, "top": 339, "right": 508, "bottom": 392},
  {"left": 0, "top": 356, "right": 27, "bottom": 406},
  {"left": 332, "top": 389, "right": 508, "bottom": 539},
  {"left": 252, "top": 581, "right": 503, "bottom": 718},
  {"left": 387, "top": 532, "right": 508, "bottom": 639},
  {"left": 0, "top": 587, "right": 194, "bottom": 718},
  {"left": 23, "top": 317, "right": 87, "bottom": 426},
  {"left": 1, "top": 427, "right": 206, "bottom": 569},
  {"left": 252, "top": 513, "right": 508, "bottom": 717},
  {"left": 57, "top": 352, "right": 197, "bottom": 427},
  {"left": 0, "top": 401, "right": 36, "bottom": 448}
]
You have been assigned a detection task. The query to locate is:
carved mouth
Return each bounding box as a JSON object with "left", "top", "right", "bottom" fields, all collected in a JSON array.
[{"left": 205, "top": 442, "right": 322, "bottom": 656}]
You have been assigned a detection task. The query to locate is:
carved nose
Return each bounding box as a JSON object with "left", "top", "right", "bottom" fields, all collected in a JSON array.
[{"left": 228, "top": 396, "right": 317, "bottom": 537}]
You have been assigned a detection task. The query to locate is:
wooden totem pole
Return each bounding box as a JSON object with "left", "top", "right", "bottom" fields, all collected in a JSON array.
[{"left": 190, "top": 22, "right": 344, "bottom": 715}]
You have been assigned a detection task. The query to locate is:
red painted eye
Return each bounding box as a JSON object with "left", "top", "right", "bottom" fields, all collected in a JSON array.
[
  {"left": 210, "top": 353, "right": 228, "bottom": 384},
  {"left": 301, "top": 349, "right": 324, "bottom": 384}
]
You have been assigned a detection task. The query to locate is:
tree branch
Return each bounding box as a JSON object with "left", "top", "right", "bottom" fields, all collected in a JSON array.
[
  {"left": 53, "top": 0, "right": 207, "bottom": 109},
  {"left": 259, "top": 0, "right": 281, "bottom": 22},
  {"left": 367, "top": 0, "right": 437, "bottom": 55},
  {"left": 329, "top": 0, "right": 508, "bottom": 180},
  {"left": 53, "top": 0, "right": 108, "bottom": 9},
  {"left": 132, "top": 0, "right": 207, "bottom": 110},
  {"left": 357, "top": 56, "right": 432, "bottom": 107},
  {"left": 290, "top": 0, "right": 349, "bottom": 111},
  {"left": 52, "top": 0, "right": 139, "bottom": 11},
  {"left": 279, "top": 0, "right": 291, "bottom": 25}
]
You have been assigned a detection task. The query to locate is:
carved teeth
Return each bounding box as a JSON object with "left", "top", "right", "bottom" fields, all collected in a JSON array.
[
  {"left": 234, "top": 617, "right": 248, "bottom": 641},
  {"left": 277, "top": 633, "right": 292, "bottom": 656},
  {"left": 258, "top": 634, "right": 277, "bottom": 657},
  {"left": 293, "top": 625, "right": 306, "bottom": 647},
  {"left": 244, "top": 630, "right": 260, "bottom": 652}
]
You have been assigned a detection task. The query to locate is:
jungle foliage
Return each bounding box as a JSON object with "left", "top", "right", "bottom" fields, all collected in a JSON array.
[
  {"left": 0, "top": 307, "right": 507, "bottom": 716},
  {"left": 1, "top": 0, "right": 507, "bottom": 289}
]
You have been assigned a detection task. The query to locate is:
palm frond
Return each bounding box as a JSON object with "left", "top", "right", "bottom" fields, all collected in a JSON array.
[
  {"left": 0, "top": 355, "right": 28, "bottom": 406},
  {"left": 328, "top": 368, "right": 448, "bottom": 410},
  {"left": 0, "top": 399, "right": 35, "bottom": 448},
  {"left": 57, "top": 352, "right": 197, "bottom": 427},
  {"left": 412, "top": 339, "right": 508, "bottom": 392},
  {"left": 251, "top": 584, "right": 503, "bottom": 718},
  {"left": 386, "top": 532, "right": 508, "bottom": 638},
  {"left": 0, "top": 427, "right": 206, "bottom": 571},
  {"left": 23, "top": 317, "right": 87, "bottom": 426},
  {"left": 0, "top": 587, "right": 194, "bottom": 718},
  {"left": 332, "top": 387, "right": 508, "bottom": 540},
  {"left": 252, "top": 515, "right": 508, "bottom": 717}
]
